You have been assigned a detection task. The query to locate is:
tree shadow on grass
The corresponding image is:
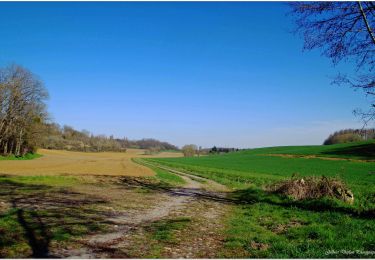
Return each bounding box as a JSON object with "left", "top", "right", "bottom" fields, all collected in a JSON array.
[
  {"left": 321, "top": 143, "right": 375, "bottom": 160},
  {"left": 119, "top": 177, "right": 374, "bottom": 220},
  {"left": 231, "top": 187, "right": 375, "bottom": 219},
  {"left": 0, "top": 178, "right": 115, "bottom": 258},
  {"left": 13, "top": 204, "right": 52, "bottom": 258}
]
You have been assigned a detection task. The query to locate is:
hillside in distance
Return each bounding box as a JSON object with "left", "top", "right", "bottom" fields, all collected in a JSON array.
[{"left": 41, "top": 123, "right": 178, "bottom": 152}]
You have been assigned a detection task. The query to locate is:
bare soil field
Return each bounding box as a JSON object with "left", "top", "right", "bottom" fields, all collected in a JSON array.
[{"left": 0, "top": 149, "right": 182, "bottom": 176}]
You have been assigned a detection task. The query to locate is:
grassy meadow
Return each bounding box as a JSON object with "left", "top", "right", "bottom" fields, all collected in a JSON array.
[{"left": 146, "top": 141, "right": 375, "bottom": 258}]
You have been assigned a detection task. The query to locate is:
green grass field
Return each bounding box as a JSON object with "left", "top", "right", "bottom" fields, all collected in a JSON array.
[
  {"left": 238, "top": 140, "right": 375, "bottom": 160},
  {"left": 147, "top": 141, "right": 375, "bottom": 258},
  {"left": 0, "top": 153, "right": 42, "bottom": 161}
]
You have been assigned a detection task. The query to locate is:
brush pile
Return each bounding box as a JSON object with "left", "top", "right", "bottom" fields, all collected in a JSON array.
[{"left": 269, "top": 176, "right": 354, "bottom": 204}]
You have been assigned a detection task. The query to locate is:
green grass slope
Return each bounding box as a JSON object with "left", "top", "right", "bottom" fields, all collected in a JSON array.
[
  {"left": 148, "top": 141, "right": 375, "bottom": 258},
  {"left": 240, "top": 140, "right": 375, "bottom": 160},
  {"left": 148, "top": 141, "right": 375, "bottom": 191}
]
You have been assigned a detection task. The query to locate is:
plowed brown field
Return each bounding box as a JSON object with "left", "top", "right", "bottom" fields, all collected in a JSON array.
[{"left": 0, "top": 149, "right": 182, "bottom": 176}]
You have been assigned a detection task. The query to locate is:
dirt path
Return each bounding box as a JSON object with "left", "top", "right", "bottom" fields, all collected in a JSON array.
[
  {"left": 139, "top": 160, "right": 229, "bottom": 192},
  {"left": 54, "top": 162, "right": 231, "bottom": 258}
]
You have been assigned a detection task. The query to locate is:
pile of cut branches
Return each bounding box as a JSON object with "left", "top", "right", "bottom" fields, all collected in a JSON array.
[{"left": 268, "top": 176, "right": 354, "bottom": 204}]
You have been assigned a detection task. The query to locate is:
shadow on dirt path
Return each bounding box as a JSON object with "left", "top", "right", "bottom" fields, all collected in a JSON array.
[{"left": 56, "top": 162, "right": 232, "bottom": 258}]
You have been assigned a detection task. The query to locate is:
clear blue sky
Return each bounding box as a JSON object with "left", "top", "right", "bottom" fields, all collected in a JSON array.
[{"left": 0, "top": 2, "right": 370, "bottom": 148}]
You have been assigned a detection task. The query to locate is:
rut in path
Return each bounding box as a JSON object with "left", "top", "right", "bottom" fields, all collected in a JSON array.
[{"left": 55, "top": 162, "right": 231, "bottom": 258}]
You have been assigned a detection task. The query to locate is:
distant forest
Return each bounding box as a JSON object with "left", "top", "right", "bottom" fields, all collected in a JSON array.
[
  {"left": 41, "top": 123, "right": 178, "bottom": 152},
  {"left": 323, "top": 129, "right": 375, "bottom": 145}
]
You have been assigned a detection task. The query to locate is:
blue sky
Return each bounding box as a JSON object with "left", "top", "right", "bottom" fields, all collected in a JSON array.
[{"left": 0, "top": 2, "right": 370, "bottom": 148}]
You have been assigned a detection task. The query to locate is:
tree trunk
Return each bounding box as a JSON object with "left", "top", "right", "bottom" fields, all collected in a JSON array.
[
  {"left": 10, "top": 140, "right": 14, "bottom": 155},
  {"left": 16, "top": 129, "right": 23, "bottom": 156},
  {"left": 358, "top": 1, "right": 375, "bottom": 45},
  {"left": 4, "top": 141, "right": 8, "bottom": 155}
]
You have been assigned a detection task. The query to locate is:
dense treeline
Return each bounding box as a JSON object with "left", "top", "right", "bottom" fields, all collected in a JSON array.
[
  {"left": 323, "top": 129, "right": 375, "bottom": 145},
  {"left": 40, "top": 123, "right": 178, "bottom": 152},
  {"left": 40, "top": 123, "right": 122, "bottom": 152},
  {"left": 0, "top": 65, "right": 48, "bottom": 156}
]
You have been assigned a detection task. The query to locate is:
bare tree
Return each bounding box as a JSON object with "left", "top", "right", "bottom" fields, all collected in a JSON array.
[
  {"left": 289, "top": 2, "right": 375, "bottom": 124},
  {"left": 0, "top": 64, "right": 48, "bottom": 156}
]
